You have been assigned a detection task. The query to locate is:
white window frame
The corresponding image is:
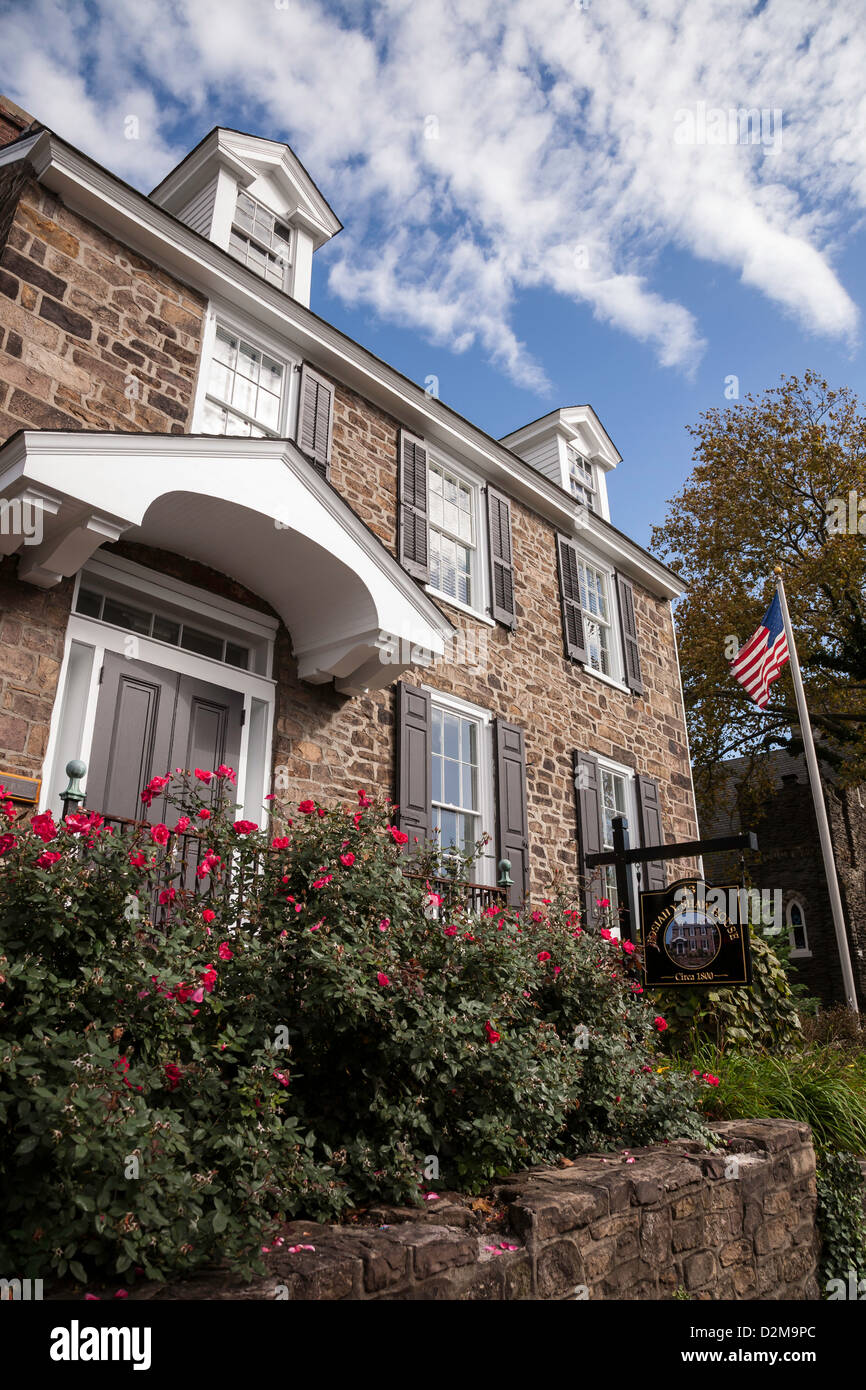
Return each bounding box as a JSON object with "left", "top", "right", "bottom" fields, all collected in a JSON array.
[
  {"left": 567, "top": 446, "right": 597, "bottom": 511},
  {"left": 573, "top": 545, "right": 628, "bottom": 690},
  {"left": 596, "top": 754, "right": 640, "bottom": 935},
  {"left": 229, "top": 190, "right": 293, "bottom": 290},
  {"left": 423, "top": 449, "right": 492, "bottom": 625},
  {"left": 40, "top": 555, "right": 278, "bottom": 825},
  {"left": 192, "top": 302, "right": 301, "bottom": 439},
  {"left": 786, "top": 897, "right": 811, "bottom": 958},
  {"left": 424, "top": 687, "right": 496, "bottom": 885}
]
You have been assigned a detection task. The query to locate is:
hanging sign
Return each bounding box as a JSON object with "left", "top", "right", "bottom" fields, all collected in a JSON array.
[{"left": 639, "top": 878, "right": 752, "bottom": 988}]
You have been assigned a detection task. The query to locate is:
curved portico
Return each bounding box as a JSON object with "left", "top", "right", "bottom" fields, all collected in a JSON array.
[{"left": 0, "top": 431, "right": 453, "bottom": 692}]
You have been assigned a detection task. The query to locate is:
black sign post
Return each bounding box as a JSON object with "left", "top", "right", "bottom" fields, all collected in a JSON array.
[{"left": 585, "top": 820, "right": 759, "bottom": 946}]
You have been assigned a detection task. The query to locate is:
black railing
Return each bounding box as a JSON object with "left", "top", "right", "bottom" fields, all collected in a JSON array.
[
  {"left": 56, "top": 762, "right": 510, "bottom": 924},
  {"left": 404, "top": 873, "right": 507, "bottom": 916}
]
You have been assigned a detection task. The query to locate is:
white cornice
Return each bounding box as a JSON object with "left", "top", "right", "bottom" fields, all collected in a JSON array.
[{"left": 0, "top": 130, "right": 682, "bottom": 601}]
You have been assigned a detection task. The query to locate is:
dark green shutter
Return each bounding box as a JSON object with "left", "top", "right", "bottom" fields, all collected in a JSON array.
[
  {"left": 616, "top": 572, "right": 644, "bottom": 693},
  {"left": 297, "top": 364, "right": 334, "bottom": 479},
  {"left": 557, "top": 535, "right": 588, "bottom": 662},
  {"left": 637, "top": 774, "right": 666, "bottom": 891},
  {"left": 396, "top": 680, "right": 431, "bottom": 847},
  {"left": 486, "top": 486, "right": 517, "bottom": 628},
  {"left": 398, "top": 430, "right": 429, "bottom": 582},
  {"left": 494, "top": 719, "right": 530, "bottom": 906},
  {"left": 573, "top": 749, "right": 604, "bottom": 922}
]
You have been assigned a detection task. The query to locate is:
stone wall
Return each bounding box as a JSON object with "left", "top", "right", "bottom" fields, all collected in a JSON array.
[
  {"left": 0, "top": 556, "right": 72, "bottom": 784},
  {"left": 0, "top": 174, "right": 208, "bottom": 789},
  {"left": 697, "top": 755, "right": 866, "bottom": 1009},
  {"left": 291, "top": 375, "right": 701, "bottom": 890},
  {"left": 0, "top": 173, "right": 206, "bottom": 442},
  {"left": 0, "top": 163, "right": 700, "bottom": 893},
  {"left": 140, "top": 1119, "right": 820, "bottom": 1301}
]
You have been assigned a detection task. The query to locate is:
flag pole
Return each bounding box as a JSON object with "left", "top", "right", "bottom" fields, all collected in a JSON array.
[{"left": 773, "top": 567, "right": 859, "bottom": 1012}]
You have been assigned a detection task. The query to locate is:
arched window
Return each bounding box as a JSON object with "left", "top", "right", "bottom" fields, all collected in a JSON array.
[{"left": 787, "top": 899, "right": 810, "bottom": 957}]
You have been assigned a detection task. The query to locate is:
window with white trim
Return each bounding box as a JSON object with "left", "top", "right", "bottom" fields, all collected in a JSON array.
[
  {"left": 577, "top": 552, "right": 618, "bottom": 678},
  {"left": 568, "top": 447, "right": 597, "bottom": 510},
  {"left": 596, "top": 759, "right": 639, "bottom": 932},
  {"left": 201, "top": 326, "right": 286, "bottom": 437},
  {"left": 787, "top": 899, "right": 810, "bottom": 956},
  {"left": 429, "top": 695, "right": 495, "bottom": 879},
  {"left": 229, "top": 191, "right": 292, "bottom": 289},
  {"left": 428, "top": 460, "right": 478, "bottom": 608}
]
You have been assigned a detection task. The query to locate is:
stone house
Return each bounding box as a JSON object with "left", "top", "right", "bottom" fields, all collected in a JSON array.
[
  {"left": 0, "top": 94, "right": 700, "bottom": 913},
  {"left": 696, "top": 750, "right": 866, "bottom": 1008}
]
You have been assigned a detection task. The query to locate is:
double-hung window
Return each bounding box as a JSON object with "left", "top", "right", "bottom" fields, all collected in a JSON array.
[
  {"left": 578, "top": 553, "right": 616, "bottom": 678},
  {"left": 432, "top": 703, "right": 480, "bottom": 858},
  {"left": 568, "top": 448, "right": 596, "bottom": 510},
  {"left": 229, "top": 192, "right": 292, "bottom": 290},
  {"left": 428, "top": 461, "right": 477, "bottom": 608},
  {"left": 428, "top": 694, "right": 496, "bottom": 882},
  {"left": 201, "top": 326, "right": 286, "bottom": 438}
]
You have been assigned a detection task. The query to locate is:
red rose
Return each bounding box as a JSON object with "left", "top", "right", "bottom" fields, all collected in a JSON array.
[
  {"left": 217, "top": 942, "right": 233, "bottom": 961},
  {"left": 202, "top": 909, "right": 216, "bottom": 924},
  {"left": 537, "top": 950, "right": 551, "bottom": 962},
  {"left": 197, "top": 808, "right": 211, "bottom": 821},
  {"left": 654, "top": 1016, "right": 668, "bottom": 1032},
  {"left": 377, "top": 972, "right": 390, "bottom": 988},
  {"left": 339, "top": 852, "right": 355, "bottom": 867},
  {"left": 484, "top": 1021, "right": 501, "bottom": 1044},
  {"left": 388, "top": 826, "right": 409, "bottom": 846},
  {"left": 232, "top": 820, "right": 258, "bottom": 835},
  {"left": 31, "top": 811, "right": 57, "bottom": 843},
  {"left": 163, "top": 1063, "right": 182, "bottom": 1091},
  {"left": 201, "top": 966, "right": 218, "bottom": 994},
  {"left": 194, "top": 769, "right": 213, "bottom": 784},
  {"left": 151, "top": 823, "right": 170, "bottom": 847},
  {"left": 298, "top": 800, "right": 316, "bottom": 815},
  {"left": 271, "top": 836, "right": 290, "bottom": 850},
  {"left": 215, "top": 765, "right": 236, "bottom": 783}
]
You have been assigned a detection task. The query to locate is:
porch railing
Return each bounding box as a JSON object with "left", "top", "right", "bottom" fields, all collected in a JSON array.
[{"left": 56, "top": 761, "right": 512, "bottom": 923}]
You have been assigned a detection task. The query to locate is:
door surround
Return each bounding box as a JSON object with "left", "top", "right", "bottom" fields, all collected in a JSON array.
[{"left": 40, "top": 553, "right": 278, "bottom": 822}]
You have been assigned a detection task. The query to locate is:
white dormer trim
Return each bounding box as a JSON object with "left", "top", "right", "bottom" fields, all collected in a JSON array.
[
  {"left": 150, "top": 128, "right": 341, "bottom": 247},
  {"left": 150, "top": 127, "right": 342, "bottom": 308},
  {"left": 501, "top": 407, "right": 619, "bottom": 522}
]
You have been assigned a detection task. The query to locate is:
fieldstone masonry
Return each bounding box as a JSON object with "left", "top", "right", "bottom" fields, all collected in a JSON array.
[{"left": 133, "top": 1119, "right": 820, "bottom": 1301}]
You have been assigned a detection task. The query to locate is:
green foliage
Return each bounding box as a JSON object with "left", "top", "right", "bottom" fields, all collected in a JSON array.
[
  {"left": 816, "top": 1153, "right": 866, "bottom": 1295},
  {"left": 0, "top": 776, "right": 708, "bottom": 1286},
  {"left": 690, "top": 1043, "right": 866, "bottom": 1156},
  {"left": 655, "top": 927, "right": 803, "bottom": 1053},
  {"left": 651, "top": 370, "right": 866, "bottom": 777}
]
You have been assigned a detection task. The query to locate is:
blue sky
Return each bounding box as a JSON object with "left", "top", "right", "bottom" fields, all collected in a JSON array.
[{"left": 1, "top": 0, "right": 864, "bottom": 549}]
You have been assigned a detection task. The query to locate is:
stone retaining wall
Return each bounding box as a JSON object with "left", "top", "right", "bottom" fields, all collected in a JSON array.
[{"left": 142, "top": 1119, "right": 820, "bottom": 1301}]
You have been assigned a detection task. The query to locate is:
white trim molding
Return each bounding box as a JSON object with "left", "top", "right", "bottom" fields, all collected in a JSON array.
[{"left": 0, "top": 430, "right": 454, "bottom": 693}]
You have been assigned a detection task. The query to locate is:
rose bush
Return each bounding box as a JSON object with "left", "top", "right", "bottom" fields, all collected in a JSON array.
[{"left": 0, "top": 775, "right": 709, "bottom": 1285}]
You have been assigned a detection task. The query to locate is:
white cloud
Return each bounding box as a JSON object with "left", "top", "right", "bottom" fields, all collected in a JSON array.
[{"left": 1, "top": 0, "right": 863, "bottom": 387}]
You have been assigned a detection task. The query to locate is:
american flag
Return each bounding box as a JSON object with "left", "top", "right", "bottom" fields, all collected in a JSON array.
[{"left": 730, "top": 592, "right": 790, "bottom": 709}]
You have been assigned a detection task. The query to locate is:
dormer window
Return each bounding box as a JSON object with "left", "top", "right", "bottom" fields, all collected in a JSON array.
[
  {"left": 568, "top": 448, "right": 596, "bottom": 510},
  {"left": 228, "top": 191, "right": 292, "bottom": 289}
]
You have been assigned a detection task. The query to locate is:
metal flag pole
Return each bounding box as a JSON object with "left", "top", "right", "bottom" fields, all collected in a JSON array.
[{"left": 773, "top": 567, "right": 859, "bottom": 1013}]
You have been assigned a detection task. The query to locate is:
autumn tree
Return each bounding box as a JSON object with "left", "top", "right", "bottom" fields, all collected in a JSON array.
[{"left": 652, "top": 371, "right": 866, "bottom": 793}]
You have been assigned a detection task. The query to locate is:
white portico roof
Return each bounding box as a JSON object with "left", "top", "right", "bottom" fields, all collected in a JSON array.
[{"left": 0, "top": 431, "right": 453, "bottom": 693}]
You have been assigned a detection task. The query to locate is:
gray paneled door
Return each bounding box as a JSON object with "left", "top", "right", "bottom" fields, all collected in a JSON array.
[{"left": 86, "top": 653, "right": 243, "bottom": 824}]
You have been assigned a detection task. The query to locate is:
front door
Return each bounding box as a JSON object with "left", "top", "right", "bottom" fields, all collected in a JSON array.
[{"left": 86, "top": 653, "right": 244, "bottom": 824}]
